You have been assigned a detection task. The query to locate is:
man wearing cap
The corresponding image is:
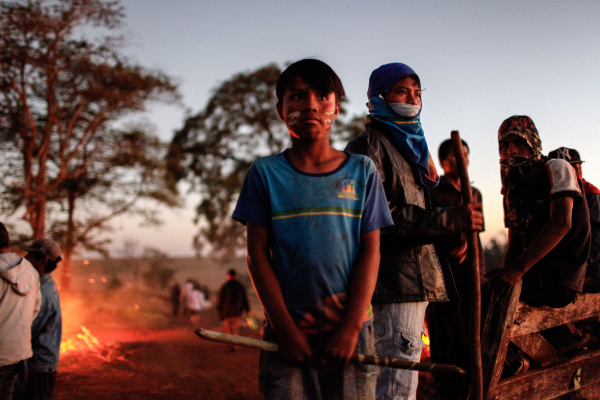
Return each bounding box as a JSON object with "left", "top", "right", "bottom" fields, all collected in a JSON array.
[
  {"left": 0, "top": 223, "right": 41, "bottom": 400},
  {"left": 17, "top": 239, "right": 63, "bottom": 400},
  {"left": 489, "top": 116, "right": 590, "bottom": 308},
  {"left": 548, "top": 147, "right": 600, "bottom": 293},
  {"left": 345, "top": 63, "right": 483, "bottom": 400}
]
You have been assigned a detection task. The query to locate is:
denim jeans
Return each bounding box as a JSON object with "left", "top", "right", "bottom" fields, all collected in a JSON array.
[
  {"left": 258, "top": 325, "right": 377, "bottom": 400},
  {"left": 373, "top": 302, "right": 428, "bottom": 400}
]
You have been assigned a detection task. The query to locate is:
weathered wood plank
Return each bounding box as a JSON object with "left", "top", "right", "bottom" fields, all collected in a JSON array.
[
  {"left": 482, "top": 281, "right": 523, "bottom": 395},
  {"left": 510, "top": 333, "right": 565, "bottom": 367},
  {"left": 486, "top": 349, "right": 600, "bottom": 400},
  {"left": 509, "top": 292, "right": 600, "bottom": 337}
]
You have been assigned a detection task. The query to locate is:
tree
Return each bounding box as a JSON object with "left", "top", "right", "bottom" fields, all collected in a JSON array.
[
  {"left": 47, "top": 127, "right": 180, "bottom": 288},
  {"left": 167, "top": 63, "right": 359, "bottom": 258},
  {"left": 141, "top": 246, "right": 175, "bottom": 290},
  {"left": 0, "top": 0, "right": 180, "bottom": 288},
  {"left": 483, "top": 236, "right": 507, "bottom": 273}
]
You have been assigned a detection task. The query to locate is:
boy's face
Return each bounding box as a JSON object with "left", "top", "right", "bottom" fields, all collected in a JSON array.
[
  {"left": 499, "top": 135, "right": 533, "bottom": 160},
  {"left": 382, "top": 76, "right": 421, "bottom": 105},
  {"left": 441, "top": 144, "right": 469, "bottom": 174},
  {"left": 277, "top": 77, "right": 340, "bottom": 142}
]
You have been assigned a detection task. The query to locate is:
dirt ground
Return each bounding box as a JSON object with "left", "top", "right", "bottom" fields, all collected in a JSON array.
[
  {"left": 52, "top": 289, "right": 442, "bottom": 400},
  {"left": 50, "top": 257, "right": 600, "bottom": 399}
]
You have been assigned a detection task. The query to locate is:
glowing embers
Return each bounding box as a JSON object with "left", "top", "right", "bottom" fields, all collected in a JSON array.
[
  {"left": 421, "top": 321, "right": 431, "bottom": 360},
  {"left": 60, "top": 326, "right": 141, "bottom": 362}
]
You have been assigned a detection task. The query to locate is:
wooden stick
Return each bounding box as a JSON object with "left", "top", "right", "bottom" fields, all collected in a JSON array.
[
  {"left": 196, "top": 329, "right": 465, "bottom": 375},
  {"left": 450, "top": 131, "right": 483, "bottom": 400}
]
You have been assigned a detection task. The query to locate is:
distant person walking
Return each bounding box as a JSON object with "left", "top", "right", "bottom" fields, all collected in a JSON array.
[
  {"left": 170, "top": 282, "right": 181, "bottom": 317},
  {"left": 16, "top": 238, "right": 63, "bottom": 400},
  {"left": 216, "top": 269, "right": 249, "bottom": 342},
  {"left": 184, "top": 286, "right": 207, "bottom": 327},
  {"left": 0, "top": 223, "right": 41, "bottom": 400}
]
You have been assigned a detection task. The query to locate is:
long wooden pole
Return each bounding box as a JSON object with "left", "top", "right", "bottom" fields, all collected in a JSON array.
[
  {"left": 451, "top": 131, "right": 483, "bottom": 400},
  {"left": 196, "top": 329, "right": 465, "bottom": 375}
]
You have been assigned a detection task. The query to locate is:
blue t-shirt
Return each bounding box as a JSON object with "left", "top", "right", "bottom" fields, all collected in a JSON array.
[{"left": 233, "top": 150, "right": 393, "bottom": 334}]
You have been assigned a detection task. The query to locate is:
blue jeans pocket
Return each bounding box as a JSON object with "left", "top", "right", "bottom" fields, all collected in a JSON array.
[{"left": 395, "top": 329, "right": 424, "bottom": 360}]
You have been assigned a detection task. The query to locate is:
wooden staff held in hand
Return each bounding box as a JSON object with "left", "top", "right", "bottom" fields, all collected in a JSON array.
[
  {"left": 451, "top": 130, "right": 484, "bottom": 400},
  {"left": 196, "top": 329, "right": 465, "bottom": 375}
]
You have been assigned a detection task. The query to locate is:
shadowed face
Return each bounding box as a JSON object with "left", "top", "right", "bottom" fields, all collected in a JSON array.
[
  {"left": 25, "top": 251, "right": 47, "bottom": 275},
  {"left": 573, "top": 162, "right": 583, "bottom": 179},
  {"left": 276, "top": 77, "right": 340, "bottom": 142},
  {"left": 499, "top": 135, "right": 533, "bottom": 160},
  {"left": 441, "top": 144, "right": 469, "bottom": 174}
]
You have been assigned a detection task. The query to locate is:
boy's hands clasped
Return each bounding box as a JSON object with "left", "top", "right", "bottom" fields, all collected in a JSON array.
[
  {"left": 277, "top": 323, "right": 360, "bottom": 369},
  {"left": 277, "top": 325, "right": 314, "bottom": 365}
]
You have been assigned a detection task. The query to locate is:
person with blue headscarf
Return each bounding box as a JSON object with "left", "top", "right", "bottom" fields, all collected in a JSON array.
[{"left": 345, "top": 63, "right": 483, "bottom": 400}]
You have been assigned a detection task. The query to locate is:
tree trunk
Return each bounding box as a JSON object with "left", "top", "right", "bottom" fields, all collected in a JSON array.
[{"left": 61, "top": 189, "right": 76, "bottom": 290}]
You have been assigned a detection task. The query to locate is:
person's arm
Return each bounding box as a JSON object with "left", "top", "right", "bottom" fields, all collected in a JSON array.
[
  {"left": 240, "top": 284, "right": 250, "bottom": 313},
  {"left": 33, "top": 280, "right": 42, "bottom": 320},
  {"left": 489, "top": 196, "right": 574, "bottom": 298},
  {"left": 586, "top": 192, "right": 600, "bottom": 264},
  {"left": 387, "top": 203, "right": 483, "bottom": 244},
  {"left": 246, "top": 223, "right": 313, "bottom": 364},
  {"left": 322, "top": 229, "right": 380, "bottom": 368},
  {"left": 346, "top": 129, "right": 482, "bottom": 244}
]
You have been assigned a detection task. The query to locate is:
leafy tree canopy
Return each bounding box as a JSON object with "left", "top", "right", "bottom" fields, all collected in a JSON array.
[{"left": 0, "top": 0, "right": 180, "bottom": 288}]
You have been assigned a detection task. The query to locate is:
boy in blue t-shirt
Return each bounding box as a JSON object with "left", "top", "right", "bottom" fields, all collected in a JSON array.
[{"left": 233, "top": 59, "right": 393, "bottom": 399}]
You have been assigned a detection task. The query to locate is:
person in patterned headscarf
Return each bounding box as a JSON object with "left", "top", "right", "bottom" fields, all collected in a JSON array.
[{"left": 488, "top": 116, "right": 590, "bottom": 308}]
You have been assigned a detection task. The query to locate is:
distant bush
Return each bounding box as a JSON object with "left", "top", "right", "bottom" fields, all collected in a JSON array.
[
  {"left": 107, "top": 275, "right": 123, "bottom": 290},
  {"left": 142, "top": 247, "right": 175, "bottom": 289},
  {"left": 483, "top": 237, "right": 507, "bottom": 273}
]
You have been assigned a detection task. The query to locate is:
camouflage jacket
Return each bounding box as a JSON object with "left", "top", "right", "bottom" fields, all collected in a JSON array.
[{"left": 346, "top": 120, "right": 459, "bottom": 303}]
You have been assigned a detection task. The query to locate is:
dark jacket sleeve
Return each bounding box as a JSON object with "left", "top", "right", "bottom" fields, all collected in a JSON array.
[{"left": 345, "top": 126, "right": 461, "bottom": 246}]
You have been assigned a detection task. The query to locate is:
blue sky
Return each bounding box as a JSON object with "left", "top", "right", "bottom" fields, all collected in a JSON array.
[{"left": 105, "top": 0, "right": 600, "bottom": 256}]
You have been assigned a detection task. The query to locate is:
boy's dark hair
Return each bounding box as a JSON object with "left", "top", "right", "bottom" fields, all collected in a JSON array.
[
  {"left": 438, "top": 139, "right": 469, "bottom": 163},
  {"left": 276, "top": 59, "right": 346, "bottom": 104},
  {"left": 0, "top": 223, "right": 8, "bottom": 249}
]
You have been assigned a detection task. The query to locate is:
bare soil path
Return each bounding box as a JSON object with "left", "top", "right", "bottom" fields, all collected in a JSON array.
[{"left": 55, "top": 320, "right": 262, "bottom": 400}]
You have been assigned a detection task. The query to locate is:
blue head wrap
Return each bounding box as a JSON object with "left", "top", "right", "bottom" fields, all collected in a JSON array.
[{"left": 367, "top": 63, "right": 438, "bottom": 188}]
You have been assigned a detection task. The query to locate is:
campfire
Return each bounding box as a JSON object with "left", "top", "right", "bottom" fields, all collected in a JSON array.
[
  {"left": 422, "top": 321, "right": 431, "bottom": 360},
  {"left": 60, "top": 326, "right": 140, "bottom": 363}
]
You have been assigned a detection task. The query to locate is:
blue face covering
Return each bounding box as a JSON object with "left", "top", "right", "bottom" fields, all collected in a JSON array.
[{"left": 367, "top": 63, "right": 438, "bottom": 188}]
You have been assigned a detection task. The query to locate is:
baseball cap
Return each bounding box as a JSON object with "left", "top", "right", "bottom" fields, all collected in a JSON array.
[
  {"left": 19, "top": 238, "right": 62, "bottom": 262},
  {"left": 548, "top": 147, "right": 584, "bottom": 164}
]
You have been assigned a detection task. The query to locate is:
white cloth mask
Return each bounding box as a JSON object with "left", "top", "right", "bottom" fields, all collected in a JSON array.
[{"left": 387, "top": 103, "right": 421, "bottom": 118}]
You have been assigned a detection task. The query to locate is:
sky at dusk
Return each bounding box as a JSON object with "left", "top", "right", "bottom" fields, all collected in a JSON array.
[{"left": 103, "top": 0, "right": 600, "bottom": 257}]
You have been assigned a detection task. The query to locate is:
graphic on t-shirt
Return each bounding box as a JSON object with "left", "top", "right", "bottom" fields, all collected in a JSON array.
[
  {"left": 338, "top": 180, "right": 359, "bottom": 200},
  {"left": 272, "top": 207, "right": 362, "bottom": 220}
]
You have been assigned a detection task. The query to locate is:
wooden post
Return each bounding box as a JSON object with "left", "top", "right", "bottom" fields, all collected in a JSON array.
[{"left": 451, "top": 131, "right": 483, "bottom": 400}]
